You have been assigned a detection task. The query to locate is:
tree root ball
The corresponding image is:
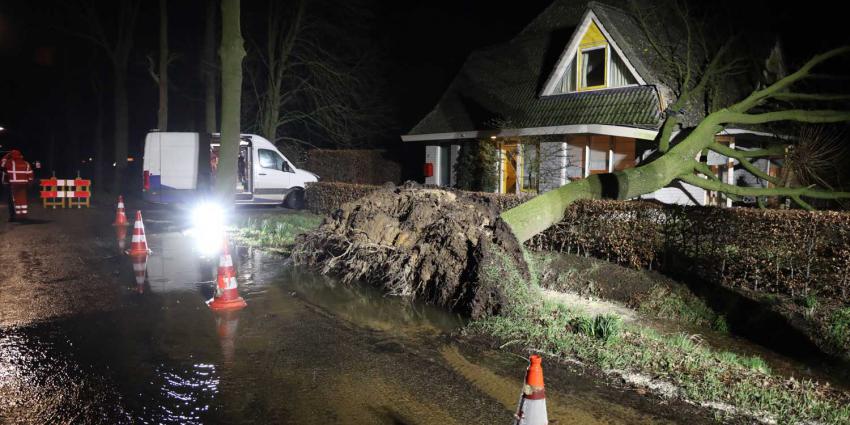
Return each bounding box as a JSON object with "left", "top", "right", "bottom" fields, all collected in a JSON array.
[{"left": 292, "top": 184, "right": 529, "bottom": 318}]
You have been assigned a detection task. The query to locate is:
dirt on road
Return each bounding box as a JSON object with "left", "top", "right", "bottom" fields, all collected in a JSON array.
[{"left": 0, "top": 202, "right": 121, "bottom": 328}]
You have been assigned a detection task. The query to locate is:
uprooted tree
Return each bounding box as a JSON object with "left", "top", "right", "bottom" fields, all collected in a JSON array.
[
  {"left": 503, "top": 46, "right": 850, "bottom": 242},
  {"left": 295, "top": 36, "right": 850, "bottom": 317}
]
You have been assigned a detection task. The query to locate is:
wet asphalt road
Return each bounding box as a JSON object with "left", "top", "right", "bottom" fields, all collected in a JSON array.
[{"left": 0, "top": 198, "right": 719, "bottom": 424}]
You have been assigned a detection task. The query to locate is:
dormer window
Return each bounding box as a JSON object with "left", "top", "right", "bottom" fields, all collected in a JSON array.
[
  {"left": 547, "top": 13, "right": 642, "bottom": 96},
  {"left": 581, "top": 46, "right": 606, "bottom": 88}
]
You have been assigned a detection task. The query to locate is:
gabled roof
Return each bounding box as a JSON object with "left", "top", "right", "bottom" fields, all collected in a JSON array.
[{"left": 405, "top": 0, "right": 668, "bottom": 140}]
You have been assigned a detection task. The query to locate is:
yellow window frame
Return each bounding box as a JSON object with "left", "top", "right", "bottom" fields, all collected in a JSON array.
[{"left": 577, "top": 43, "right": 608, "bottom": 91}]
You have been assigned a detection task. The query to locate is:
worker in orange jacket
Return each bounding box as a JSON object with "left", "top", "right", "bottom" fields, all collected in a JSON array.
[{"left": 1, "top": 150, "right": 34, "bottom": 222}]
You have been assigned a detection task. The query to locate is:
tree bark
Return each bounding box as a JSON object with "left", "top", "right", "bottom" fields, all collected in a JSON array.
[
  {"left": 113, "top": 63, "right": 129, "bottom": 193},
  {"left": 198, "top": 0, "right": 217, "bottom": 193},
  {"left": 215, "top": 0, "right": 246, "bottom": 203},
  {"left": 157, "top": 0, "right": 169, "bottom": 131},
  {"left": 203, "top": 0, "right": 217, "bottom": 135}
]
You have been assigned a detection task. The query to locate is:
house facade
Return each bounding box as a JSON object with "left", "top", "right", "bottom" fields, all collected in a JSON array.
[{"left": 402, "top": 0, "right": 782, "bottom": 206}]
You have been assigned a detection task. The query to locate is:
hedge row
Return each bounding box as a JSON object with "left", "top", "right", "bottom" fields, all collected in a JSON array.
[
  {"left": 528, "top": 200, "right": 850, "bottom": 301},
  {"left": 305, "top": 149, "right": 402, "bottom": 185},
  {"left": 304, "top": 181, "right": 381, "bottom": 215},
  {"left": 304, "top": 182, "right": 850, "bottom": 301},
  {"left": 304, "top": 181, "right": 531, "bottom": 215}
]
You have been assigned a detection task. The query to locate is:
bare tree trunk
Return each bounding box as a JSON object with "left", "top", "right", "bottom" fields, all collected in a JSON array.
[
  {"left": 215, "top": 0, "right": 245, "bottom": 203},
  {"left": 198, "top": 0, "right": 217, "bottom": 193},
  {"left": 113, "top": 63, "right": 129, "bottom": 193},
  {"left": 157, "top": 0, "right": 169, "bottom": 131},
  {"left": 92, "top": 77, "right": 104, "bottom": 189}
]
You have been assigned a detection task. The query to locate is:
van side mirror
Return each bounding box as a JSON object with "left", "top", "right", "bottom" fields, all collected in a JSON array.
[{"left": 282, "top": 161, "right": 292, "bottom": 173}]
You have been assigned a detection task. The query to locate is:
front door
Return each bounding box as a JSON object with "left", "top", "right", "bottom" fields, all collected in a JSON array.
[
  {"left": 253, "top": 147, "right": 291, "bottom": 203},
  {"left": 501, "top": 143, "right": 520, "bottom": 194}
]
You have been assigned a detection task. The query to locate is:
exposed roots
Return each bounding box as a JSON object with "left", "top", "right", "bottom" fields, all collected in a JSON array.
[{"left": 292, "top": 183, "right": 528, "bottom": 318}]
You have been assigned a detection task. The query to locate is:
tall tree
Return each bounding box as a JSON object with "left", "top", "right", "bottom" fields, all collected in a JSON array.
[
  {"left": 157, "top": 0, "right": 169, "bottom": 130},
  {"left": 215, "top": 0, "right": 246, "bottom": 202},
  {"left": 198, "top": 0, "right": 218, "bottom": 193},
  {"left": 147, "top": 0, "right": 175, "bottom": 130},
  {"left": 69, "top": 0, "right": 141, "bottom": 191},
  {"left": 244, "top": 0, "right": 390, "bottom": 161},
  {"left": 203, "top": 0, "right": 218, "bottom": 135}
]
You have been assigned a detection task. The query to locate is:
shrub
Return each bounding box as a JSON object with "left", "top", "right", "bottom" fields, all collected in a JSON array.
[
  {"left": 527, "top": 200, "right": 850, "bottom": 302},
  {"left": 305, "top": 149, "right": 401, "bottom": 185}
]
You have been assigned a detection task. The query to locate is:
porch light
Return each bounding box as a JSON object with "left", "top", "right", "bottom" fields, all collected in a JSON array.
[{"left": 490, "top": 136, "right": 497, "bottom": 140}]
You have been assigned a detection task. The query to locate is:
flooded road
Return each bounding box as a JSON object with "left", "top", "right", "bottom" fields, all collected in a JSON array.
[{"left": 0, "top": 209, "right": 713, "bottom": 424}]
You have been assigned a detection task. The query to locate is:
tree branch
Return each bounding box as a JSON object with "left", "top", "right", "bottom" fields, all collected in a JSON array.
[
  {"left": 731, "top": 46, "right": 850, "bottom": 113},
  {"left": 678, "top": 173, "right": 850, "bottom": 201},
  {"left": 708, "top": 143, "right": 780, "bottom": 184},
  {"left": 715, "top": 109, "right": 850, "bottom": 125}
]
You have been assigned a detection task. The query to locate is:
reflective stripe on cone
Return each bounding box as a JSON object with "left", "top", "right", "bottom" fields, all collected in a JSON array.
[
  {"left": 514, "top": 355, "right": 548, "bottom": 425},
  {"left": 126, "top": 210, "right": 152, "bottom": 256},
  {"left": 207, "top": 235, "right": 246, "bottom": 311}
]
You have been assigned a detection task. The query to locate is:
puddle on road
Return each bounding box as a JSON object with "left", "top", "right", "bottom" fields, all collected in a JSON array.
[{"left": 0, "top": 230, "right": 707, "bottom": 424}]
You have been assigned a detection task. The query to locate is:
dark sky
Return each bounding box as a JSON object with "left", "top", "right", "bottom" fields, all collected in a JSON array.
[{"left": 0, "top": 0, "right": 848, "bottom": 169}]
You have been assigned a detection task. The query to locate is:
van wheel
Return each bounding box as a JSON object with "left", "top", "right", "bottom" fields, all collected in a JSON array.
[{"left": 284, "top": 188, "right": 305, "bottom": 209}]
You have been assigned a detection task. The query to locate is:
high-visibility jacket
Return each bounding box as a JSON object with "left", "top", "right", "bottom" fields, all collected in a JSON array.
[{"left": 1, "top": 157, "right": 33, "bottom": 185}]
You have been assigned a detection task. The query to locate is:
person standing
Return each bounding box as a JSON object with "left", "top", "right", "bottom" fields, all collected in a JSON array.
[{"left": 1, "top": 150, "right": 34, "bottom": 222}]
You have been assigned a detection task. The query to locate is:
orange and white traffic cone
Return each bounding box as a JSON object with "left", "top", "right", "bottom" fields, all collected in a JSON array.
[
  {"left": 132, "top": 254, "right": 148, "bottom": 294},
  {"left": 115, "top": 224, "right": 128, "bottom": 253},
  {"left": 214, "top": 310, "right": 240, "bottom": 364},
  {"left": 112, "top": 195, "right": 128, "bottom": 226},
  {"left": 513, "top": 355, "right": 548, "bottom": 425},
  {"left": 126, "top": 210, "right": 153, "bottom": 257},
  {"left": 207, "top": 236, "right": 246, "bottom": 311}
]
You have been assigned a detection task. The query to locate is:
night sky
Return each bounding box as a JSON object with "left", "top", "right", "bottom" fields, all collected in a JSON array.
[{"left": 0, "top": 0, "right": 848, "bottom": 173}]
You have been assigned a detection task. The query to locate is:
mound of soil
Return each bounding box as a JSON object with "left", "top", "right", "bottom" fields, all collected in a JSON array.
[{"left": 292, "top": 184, "right": 528, "bottom": 318}]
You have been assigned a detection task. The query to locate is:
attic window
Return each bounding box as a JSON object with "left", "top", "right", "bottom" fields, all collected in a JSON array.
[
  {"left": 581, "top": 47, "right": 606, "bottom": 88},
  {"left": 547, "top": 17, "right": 641, "bottom": 95}
]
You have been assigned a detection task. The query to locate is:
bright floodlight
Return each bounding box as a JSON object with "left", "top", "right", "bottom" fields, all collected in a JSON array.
[{"left": 191, "top": 201, "right": 226, "bottom": 256}]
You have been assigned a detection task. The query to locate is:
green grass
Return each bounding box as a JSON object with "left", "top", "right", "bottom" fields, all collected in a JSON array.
[
  {"left": 638, "top": 285, "right": 722, "bottom": 331},
  {"left": 234, "top": 213, "right": 323, "bottom": 252},
  {"left": 467, "top": 252, "right": 850, "bottom": 424},
  {"left": 827, "top": 307, "right": 850, "bottom": 350}
]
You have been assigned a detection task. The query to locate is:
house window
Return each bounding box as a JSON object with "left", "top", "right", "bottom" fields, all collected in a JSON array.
[
  {"left": 581, "top": 47, "right": 606, "bottom": 89},
  {"left": 521, "top": 144, "right": 539, "bottom": 192}
]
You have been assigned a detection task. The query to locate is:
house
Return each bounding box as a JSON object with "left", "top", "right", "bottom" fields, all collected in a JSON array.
[{"left": 402, "top": 0, "right": 784, "bottom": 206}]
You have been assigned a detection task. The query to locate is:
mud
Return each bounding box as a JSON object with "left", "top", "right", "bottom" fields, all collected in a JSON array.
[{"left": 293, "top": 184, "right": 528, "bottom": 318}]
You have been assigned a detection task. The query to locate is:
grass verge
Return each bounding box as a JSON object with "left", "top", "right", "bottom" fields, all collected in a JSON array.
[
  {"left": 233, "top": 212, "right": 323, "bottom": 254},
  {"left": 467, "top": 248, "right": 850, "bottom": 424}
]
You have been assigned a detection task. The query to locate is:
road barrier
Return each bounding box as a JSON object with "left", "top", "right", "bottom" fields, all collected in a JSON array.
[
  {"left": 39, "top": 178, "right": 63, "bottom": 208},
  {"left": 39, "top": 177, "right": 92, "bottom": 208}
]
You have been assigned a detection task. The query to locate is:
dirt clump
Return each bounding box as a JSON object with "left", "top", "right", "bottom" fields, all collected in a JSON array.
[{"left": 292, "top": 184, "right": 528, "bottom": 318}]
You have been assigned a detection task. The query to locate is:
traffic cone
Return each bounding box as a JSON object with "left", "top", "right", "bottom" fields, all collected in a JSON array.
[
  {"left": 207, "top": 236, "right": 246, "bottom": 311},
  {"left": 513, "top": 355, "right": 548, "bottom": 425},
  {"left": 112, "top": 196, "right": 129, "bottom": 226},
  {"left": 126, "top": 210, "right": 152, "bottom": 256},
  {"left": 115, "top": 224, "right": 128, "bottom": 253},
  {"left": 214, "top": 310, "right": 240, "bottom": 364},
  {"left": 132, "top": 254, "right": 148, "bottom": 294}
]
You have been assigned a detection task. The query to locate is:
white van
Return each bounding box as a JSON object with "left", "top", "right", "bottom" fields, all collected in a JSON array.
[{"left": 142, "top": 132, "right": 318, "bottom": 207}]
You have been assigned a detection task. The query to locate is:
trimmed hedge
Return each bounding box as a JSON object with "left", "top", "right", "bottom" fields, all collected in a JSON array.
[
  {"left": 528, "top": 200, "right": 850, "bottom": 301},
  {"left": 305, "top": 149, "right": 402, "bottom": 185},
  {"left": 304, "top": 181, "right": 380, "bottom": 214},
  {"left": 304, "top": 183, "right": 850, "bottom": 301},
  {"left": 304, "top": 181, "right": 532, "bottom": 215}
]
